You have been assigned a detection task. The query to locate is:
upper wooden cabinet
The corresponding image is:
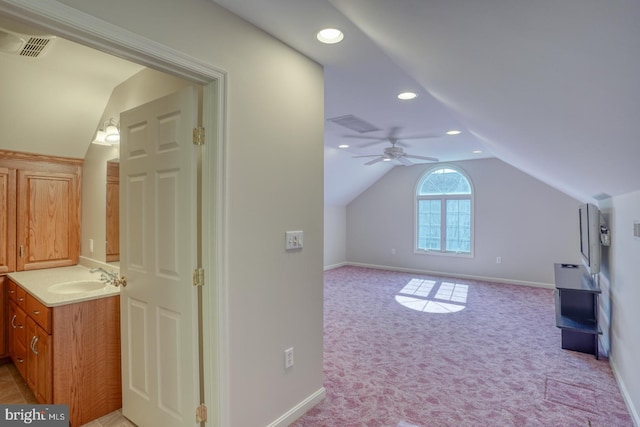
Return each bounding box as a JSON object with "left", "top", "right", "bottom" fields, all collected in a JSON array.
[
  {"left": 106, "top": 161, "right": 119, "bottom": 263},
  {"left": 0, "top": 150, "right": 82, "bottom": 272},
  {"left": 0, "top": 166, "right": 17, "bottom": 274}
]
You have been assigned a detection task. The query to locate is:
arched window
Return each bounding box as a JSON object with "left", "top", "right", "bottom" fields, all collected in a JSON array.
[{"left": 415, "top": 166, "right": 473, "bottom": 255}]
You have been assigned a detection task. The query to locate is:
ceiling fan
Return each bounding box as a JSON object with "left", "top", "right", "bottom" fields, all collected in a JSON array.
[{"left": 346, "top": 127, "right": 440, "bottom": 166}]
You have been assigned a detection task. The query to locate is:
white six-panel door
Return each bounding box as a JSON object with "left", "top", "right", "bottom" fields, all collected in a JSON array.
[{"left": 119, "top": 86, "right": 200, "bottom": 427}]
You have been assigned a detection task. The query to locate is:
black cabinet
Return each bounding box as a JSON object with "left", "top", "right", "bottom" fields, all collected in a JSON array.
[{"left": 554, "top": 263, "right": 601, "bottom": 359}]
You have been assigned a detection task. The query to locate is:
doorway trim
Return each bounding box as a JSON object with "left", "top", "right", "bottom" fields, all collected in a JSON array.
[{"left": 0, "top": 1, "right": 228, "bottom": 425}]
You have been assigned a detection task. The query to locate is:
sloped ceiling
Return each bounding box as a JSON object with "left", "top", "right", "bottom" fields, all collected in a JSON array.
[
  {"left": 0, "top": 16, "right": 144, "bottom": 159},
  {"left": 214, "top": 0, "right": 640, "bottom": 206}
]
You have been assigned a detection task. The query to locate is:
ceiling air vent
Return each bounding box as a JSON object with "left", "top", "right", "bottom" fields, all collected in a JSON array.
[
  {"left": 20, "top": 36, "right": 53, "bottom": 57},
  {"left": 327, "top": 114, "right": 380, "bottom": 133},
  {"left": 0, "top": 27, "right": 54, "bottom": 57}
]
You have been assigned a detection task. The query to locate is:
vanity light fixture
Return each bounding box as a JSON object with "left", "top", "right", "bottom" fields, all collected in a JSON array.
[
  {"left": 317, "top": 28, "right": 344, "bottom": 44},
  {"left": 104, "top": 118, "right": 120, "bottom": 144},
  {"left": 92, "top": 118, "right": 120, "bottom": 146},
  {"left": 92, "top": 129, "right": 109, "bottom": 146},
  {"left": 397, "top": 92, "right": 417, "bottom": 100}
]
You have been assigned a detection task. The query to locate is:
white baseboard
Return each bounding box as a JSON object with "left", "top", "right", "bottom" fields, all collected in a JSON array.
[
  {"left": 324, "top": 262, "right": 347, "bottom": 271},
  {"left": 344, "top": 262, "right": 555, "bottom": 289},
  {"left": 610, "top": 357, "right": 640, "bottom": 427},
  {"left": 266, "top": 387, "right": 326, "bottom": 427}
]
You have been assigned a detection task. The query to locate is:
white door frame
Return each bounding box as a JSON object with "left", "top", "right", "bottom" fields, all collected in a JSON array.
[{"left": 0, "top": 1, "right": 228, "bottom": 425}]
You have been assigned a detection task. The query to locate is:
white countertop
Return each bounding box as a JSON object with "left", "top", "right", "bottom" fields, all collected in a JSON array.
[{"left": 8, "top": 265, "right": 120, "bottom": 307}]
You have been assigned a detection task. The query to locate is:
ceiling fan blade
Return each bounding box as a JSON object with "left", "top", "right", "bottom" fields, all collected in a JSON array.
[
  {"left": 359, "top": 140, "right": 388, "bottom": 148},
  {"left": 342, "top": 134, "right": 385, "bottom": 140},
  {"left": 353, "top": 154, "right": 384, "bottom": 158},
  {"left": 364, "top": 157, "right": 385, "bottom": 165},
  {"left": 405, "top": 154, "right": 439, "bottom": 162},
  {"left": 397, "top": 156, "right": 413, "bottom": 166},
  {"left": 397, "top": 134, "right": 440, "bottom": 141}
]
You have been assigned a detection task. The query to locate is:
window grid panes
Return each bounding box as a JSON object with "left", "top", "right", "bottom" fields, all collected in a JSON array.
[{"left": 416, "top": 167, "right": 472, "bottom": 255}]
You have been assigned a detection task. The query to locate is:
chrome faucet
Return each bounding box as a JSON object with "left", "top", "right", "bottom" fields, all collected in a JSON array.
[{"left": 90, "top": 267, "right": 126, "bottom": 287}]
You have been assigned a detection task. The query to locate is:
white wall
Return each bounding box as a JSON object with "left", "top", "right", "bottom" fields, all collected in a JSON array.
[
  {"left": 58, "top": 1, "right": 325, "bottom": 426},
  {"left": 347, "top": 158, "right": 580, "bottom": 286},
  {"left": 324, "top": 205, "right": 346, "bottom": 269},
  {"left": 599, "top": 192, "right": 640, "bottom": 424},
  {"left": 81, "top": 68, "right": 192, "bottom": 263}
]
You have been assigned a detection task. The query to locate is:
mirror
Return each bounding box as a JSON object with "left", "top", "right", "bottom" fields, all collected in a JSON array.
[{"left": 106, "top": 159, "right": 119, "bottom": 263}]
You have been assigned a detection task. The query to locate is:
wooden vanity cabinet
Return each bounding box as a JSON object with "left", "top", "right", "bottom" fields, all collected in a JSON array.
[
  {"left": 0, "top": 150, "right": 81, "bottom": 273},
  {"left": 26, "top": 316, "right": 52, "bottom": 403},
  {"left": 8, "top": 280, "right": 28, "bottom": 377},
  {"left": 7, "top": 279, "right": 121, "bottom": 426},
  {"left": 0, "top": 276, "right": 6, "bottom": 357}
]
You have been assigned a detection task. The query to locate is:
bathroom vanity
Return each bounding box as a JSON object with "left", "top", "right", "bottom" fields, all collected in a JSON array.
[{"left": 7, "top": 265, "right": 121, "bottom": 427}]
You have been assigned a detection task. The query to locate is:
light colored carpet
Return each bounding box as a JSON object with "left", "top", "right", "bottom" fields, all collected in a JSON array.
[{"left": 292, "top": 266, "right": 632, "bottom": 426}]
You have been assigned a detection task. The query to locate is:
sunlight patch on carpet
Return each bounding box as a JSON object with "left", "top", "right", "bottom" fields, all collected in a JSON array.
[{"left": 395, "top": 278, "right": 468, "bottom": 313}]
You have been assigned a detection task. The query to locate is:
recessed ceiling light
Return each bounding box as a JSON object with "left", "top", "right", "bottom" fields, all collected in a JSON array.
[
  {"left": 472, "top": 150, "right": 483, "bottom": 154},
  {"left": 317, "top": 28, "right": 344, "bottom": 44},
  {"left": 397, "top": 92, "right": 417, "bottom": 100},
  {"left": 338, "top": 144, "right": 349, "bottom": 148},
  {"left": 446, "top": 130, "right": 461, "bottom": 135}
]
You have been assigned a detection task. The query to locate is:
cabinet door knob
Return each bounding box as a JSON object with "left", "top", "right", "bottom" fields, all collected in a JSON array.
[
  {"left": 17, "top": 297, "right": 24, "bottom": 302},
  {"left": 16, "top": 357, "right": 24, "bottom": 364},
  {"left": 32, "top": 310, "right": 40, "bottom": 315}
]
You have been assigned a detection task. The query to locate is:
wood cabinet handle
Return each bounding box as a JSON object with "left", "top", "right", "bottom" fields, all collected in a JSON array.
[
  {"left": 17, "top": 296, "right": 24, "bottom": 302},
  {"left": 8, "top": 289, "right": 14, "bottom": 294},
  {"left": 32, "top": 310, "right": 40, "bottom": 315},
  {"left": 19, "top": 244, "right": 23, "bottom": 258},
  {"left": 16, "top": 357, "right": 24, "bottom": 363},
  {"left": 11, "top": 315, "right": 17, "bottom": 329}
]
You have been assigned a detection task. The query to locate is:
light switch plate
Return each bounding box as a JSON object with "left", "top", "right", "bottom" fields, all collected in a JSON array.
[{"left": 285, "top": 231, "right": 303, "bottom": 250}]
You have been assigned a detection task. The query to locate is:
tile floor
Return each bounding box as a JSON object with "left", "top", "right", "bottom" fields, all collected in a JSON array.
[{"left": 0, "top": 362, "right": 135, "bottom": 426}]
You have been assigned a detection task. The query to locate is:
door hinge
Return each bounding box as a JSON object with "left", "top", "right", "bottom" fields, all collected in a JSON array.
[
  {"left": 193, "top": 127, "right": 205, "bottom": 146},
  {"left": 196, "top": 403, "right": 208, "bottom": 423},
  {"left": 193, "top": 267, "right": 205, "bottom": 287}
]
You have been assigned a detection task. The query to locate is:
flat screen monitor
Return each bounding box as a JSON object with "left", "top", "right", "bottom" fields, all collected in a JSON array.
[{"left": 579, "top": 203, "right": 601, "bottom": 275}]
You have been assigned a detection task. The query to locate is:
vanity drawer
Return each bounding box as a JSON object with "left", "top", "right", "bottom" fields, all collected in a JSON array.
[
  {"left": 7, "top": 280, "right": 17, "bottom": 301},
  {"left": 26, "top": 294, "right": 51, "bottom": 334},
  {"left": 13, "top": 339, "right": 27, "bottom": 379},
  {"left": 8, "top": 280, "right": 26, "bottom": 308}
]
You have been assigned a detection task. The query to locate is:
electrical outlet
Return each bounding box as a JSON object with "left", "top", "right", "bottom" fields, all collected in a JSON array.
[{"left": 284, "top": 347, "right": 294, "bottom": 369}]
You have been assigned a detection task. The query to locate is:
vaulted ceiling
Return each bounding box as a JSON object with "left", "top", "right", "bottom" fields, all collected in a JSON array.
[
  {"left": 2, "top": 2, "right": 639, "bottom": 207},
  {"left": 214, "top": 0, "right": 640, "bottom": 206}
]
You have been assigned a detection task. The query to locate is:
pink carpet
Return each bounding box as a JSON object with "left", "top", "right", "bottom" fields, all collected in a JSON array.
[{"left": 291, "top": 266, "right": 632, "bottom": 427}]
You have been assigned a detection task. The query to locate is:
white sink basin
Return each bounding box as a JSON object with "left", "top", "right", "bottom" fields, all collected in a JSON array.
[{"left": 48, "top": 280, "right": 106, "bottom": 294}]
